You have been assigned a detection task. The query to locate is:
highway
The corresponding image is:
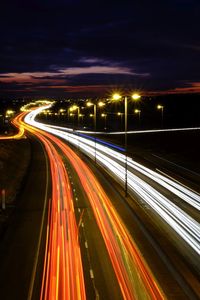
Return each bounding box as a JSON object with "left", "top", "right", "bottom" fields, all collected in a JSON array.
[
  {"left": 2, "top": 104, "right": 199, "bottom": 299},
  {"left": 26, "top": 108, "right": 200, "bottom": 250},
  {"left": 19, "top": 106, "right": 164, "bottom": 299},
  {"left": 14, "top": 114, "right": 86, "bottom": 300},
  {"left": 23, "top": 104, "right": 200, "bottom": 299}
]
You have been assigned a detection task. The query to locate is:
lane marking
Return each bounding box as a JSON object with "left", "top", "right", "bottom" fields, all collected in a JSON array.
[{"left": 90, "top": 269, "right": 94, "bottom": 279}]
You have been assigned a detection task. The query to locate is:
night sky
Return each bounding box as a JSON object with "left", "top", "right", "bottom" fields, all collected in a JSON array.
[{"left": 1, "top": 0, "right": 200, "bottom": 97}]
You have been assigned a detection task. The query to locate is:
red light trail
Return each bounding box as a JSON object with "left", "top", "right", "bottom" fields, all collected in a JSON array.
[
  {"left": 11, "top": 109, "right": 164, "bottom": 300},
  {"left": 12, "top": 112, "right": 86, "bottom": 300}
]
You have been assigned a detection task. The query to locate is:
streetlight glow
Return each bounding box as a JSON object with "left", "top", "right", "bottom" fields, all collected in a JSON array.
[
  {"left": 69, "top": 107, "right": 74, "bottom": 112},
  {"left": 6, "top": 110, "right": 15, "bottom": 115},
  {"left": 86, "top": 101, "right": 97, "bottom": 162},
  {"left": 132, "top": 93, "right": 141, "bottom": 100},
  {"left": 157, "top": 104, "right": 164, "bottom": 127},
  {"left": 87, "top": 102, "right": 93, "bottom": 107},
  {"left": 111, "top": 91, "right": 142, "bottom": 197},
  {"left": 98, "top": 101, "right": 105, "bottom": 107},
  {"left": 112, "top": 93, "right": 122, "bottom": 100},
  {"left": 134, "top": 109, "right": 141, "bottom": 114}
]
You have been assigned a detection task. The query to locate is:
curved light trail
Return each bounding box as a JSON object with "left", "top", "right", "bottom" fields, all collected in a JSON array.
[
  {"left": 0, "top": 113, "right": 25, "bottom": 140},
  {"left": 14, "top": 113, "right": 86, "bottom": 300},
  {"left": 47, "top": 123, "right": 200, "bottom": 135},
  {"left": 21, "top": 106, "right": 165, "bottom": 299},
  {"left": 3, "top": 103, "right": 199, "bottom": 300},
  {"left": 24, "top": 106, "right": 200, "bottom": 258}
]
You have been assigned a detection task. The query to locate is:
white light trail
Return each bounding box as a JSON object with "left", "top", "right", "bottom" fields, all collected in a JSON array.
[
  {"left": 47, "top": 124, "right": 200, "bottom": 135},
  {"left": 24, "top": 106, "right": 200, "bottom": 255}
]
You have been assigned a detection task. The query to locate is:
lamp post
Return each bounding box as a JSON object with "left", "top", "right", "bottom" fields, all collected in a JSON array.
[
  {"left": 69, "top": 112, "right": 75, "bottom": 130},
  {"left": 134, "top": 109, "right": 141, "bottom": 126},
  {"left": 101, "top": 113, "right": 107, "bottom": 130},
  {"left": 70, "top": 105, "right": 80, "bottom": 149},
  {"left": 59, "top": 108, "right": 65, "bottom": 119},
  {"left": 87, "top": 101, "right": 105, "bottom": 163},
  {"left": 79, "top": 113, "right": 84, "bottom": 124},
  {"left": 157, "top": 104, "right": 164, "bottom": 128},
  {"left": 117, "top": 112, "right": 123, "bottom": 131},
  {"left": 70, "top": 105, "right": 80, "bottom": 129},
  {"left": 87, "top": 102, "right": 97, "bottom": 163},
  {"left": 112, "top": 93, "right": 141, "bottom": 197}
]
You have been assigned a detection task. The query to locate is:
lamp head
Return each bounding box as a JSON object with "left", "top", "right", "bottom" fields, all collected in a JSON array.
[
  {"left": 112, "top": 93, "right": 121, "bottom": 101},
  {"left": 87, "top": 102, "right": 93, "bottom": 107},
  {"left": 132, "top": 93, "right": 141, "bottom": 100}
]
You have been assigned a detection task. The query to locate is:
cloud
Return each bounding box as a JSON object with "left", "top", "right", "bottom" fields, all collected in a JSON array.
[
  {"left": 0, "top": 65, "right": 149, "bottom": 84},
  {"left": 59, "top": 66, "right": 148, "bottom": 76},
  {"left": 0, "top": 0, "right": 200, "bottom": 96}
]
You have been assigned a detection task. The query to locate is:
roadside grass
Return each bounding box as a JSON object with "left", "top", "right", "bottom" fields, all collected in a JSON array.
[{"left": 0, "top": 139, "right": 31, "bottom": 227}]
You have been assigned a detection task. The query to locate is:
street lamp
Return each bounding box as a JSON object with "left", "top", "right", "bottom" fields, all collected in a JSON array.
[
  {"left": 132, "top": 94, "right": 141, "bottom": 100},
  {"left": 86, "top": 101, "right": 105, "bottom": 163},
  {"left": 134, "top": 109, "right": 141, "bottom": 126},
  {"left": 117, "top": 112, "right": 123, "bottom": 131},
  {"left": 101, "top": 113, "right": 107, "bottom": 130},
  {"left": 112, "top": 92, "right": 141, "bottom": 197},
  {"left": 69, "top": 105, "right": 80, "bottom": 129},
  {"left": 69, "top": 112, "right": 75, "bottom": 129},
  {"left": 5, "top": 110, "right": 15, "bottom": 118},
  {"left": 59, "top": 108, "right": 65, "bottom": 115},
  {"left": 157, "top": 104, "right": 164, "bottom": 128},
  {"left": 70, "top": 105, "right": 81, "bottom": 149},
  {"left": 98, "top": 101, "right": 105, "bottom": 108},
  {"left": 79, "top": 113, "right": 84, "bottom": 123}
]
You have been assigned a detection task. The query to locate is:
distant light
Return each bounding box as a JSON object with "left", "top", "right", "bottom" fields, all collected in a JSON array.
[
  {"left": 134, "top": 109, "right": 141, "bottom": 113},
  {"left": 157, "top": 104, "right": 164, "bottom": 110},
  {"left": 87, "top": 102, "right": 93, "bottom": 107},
  {"left": 98, "top": 101, "right": 105, "bottom": 107},
  {"left": 112, "top": 93, "right": 121, "bottom": 100},
  {"left": 132, "top": 93, "right": 141, "bottom": 100},
  {"left": 6, "top": 110, "right": 15, "bottom": 115},
  {"left": 72, "top": 105, "right": 78, "bottom": 110},
  {"left": 89, "top": 114, "right": 94, "bottom": 117},
  {"left": 117, "top": 112, "right": 122, "bottom": 116},
  {"left": 101, "top": 113, "right": 107, "bottom": 117}
]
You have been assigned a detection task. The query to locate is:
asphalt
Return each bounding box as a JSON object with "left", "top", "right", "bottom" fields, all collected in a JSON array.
[
  {"left": 1, "top": 125, "right": 199, "bottom": 299},
  {"left": 74, "top": 147, "right": 200, "bottom": 300},
  {"left": 0, "top": 136, "right": 50, "bottom": 300},
  {"left": 43, "top": 128, "right": 200, "bottom": 299},
  {"left": 60, "top": 148, "right": 123, "bottom": 300}
]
